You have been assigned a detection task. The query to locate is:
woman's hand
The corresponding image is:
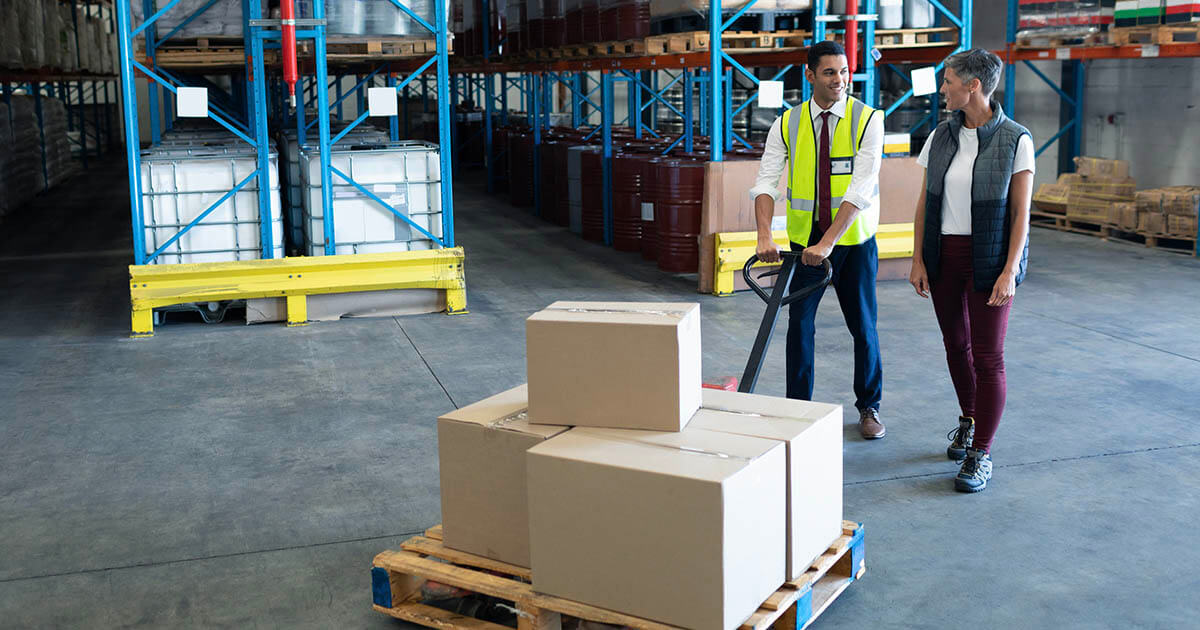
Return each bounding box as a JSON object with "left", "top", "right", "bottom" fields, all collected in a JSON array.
[
  {"left": 988, "top": 270, "right": 1017, "bottom": 307},
  {"left": 909, "top": 260, "right": 930, "bottom": 298}
]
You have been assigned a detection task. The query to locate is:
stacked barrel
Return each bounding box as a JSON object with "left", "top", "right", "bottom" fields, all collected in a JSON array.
[{"left": 453, "top": 0, "right": 649, "bottom": 56}]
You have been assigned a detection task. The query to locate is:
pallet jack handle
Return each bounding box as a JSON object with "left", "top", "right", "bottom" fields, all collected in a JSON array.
[{"left": 738, "top": 252, "right": 833, "bottom": 394}]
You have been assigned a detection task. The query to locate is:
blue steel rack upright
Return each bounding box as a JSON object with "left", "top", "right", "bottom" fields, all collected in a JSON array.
[
  {"left": 454, "top": 0, "right": 897, "bottom": 246},
  {"left": 114, "top": 0, "right": 458, "bottom": 265}
]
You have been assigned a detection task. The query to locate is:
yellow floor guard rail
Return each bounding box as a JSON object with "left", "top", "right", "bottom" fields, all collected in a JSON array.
[
  {"left": 129, "top": 248, "right": 467, "bottom": 337},
  {"left": 713, "top": 223, "right": 914, "bottom": 296}
]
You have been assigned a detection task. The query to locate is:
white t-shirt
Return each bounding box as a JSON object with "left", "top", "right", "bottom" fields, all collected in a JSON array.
[{"left": 917, "top": 126, "right": 1036, "bottom": 235}]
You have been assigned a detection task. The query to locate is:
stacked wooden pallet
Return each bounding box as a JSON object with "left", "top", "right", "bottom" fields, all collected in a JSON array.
[{"left": 1111, "top": 23, "right": 1200, "bottom": 46}]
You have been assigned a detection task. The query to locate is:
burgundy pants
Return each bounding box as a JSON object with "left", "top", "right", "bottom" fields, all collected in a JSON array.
[{"left": 930, "top": 235, "right": 1012, "bottom": 452}]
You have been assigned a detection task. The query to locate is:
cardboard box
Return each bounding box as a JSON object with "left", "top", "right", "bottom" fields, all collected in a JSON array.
[
  {"left": 1034, "top": 182, "right": 1070, "bottom": 215},
  {"left": 438, "top": 384, "right": 570, "bottom": 568},
  {"left": 1139, "top": 211, "right": 1166, "bottom": 235},
  {"left": 526, "top": 302, "right": 701, "bottom": 431},
  {"left": 527, "top": 426, "right": 787, "bottom": 630},
  {"left": 1109, "top": 201, "right": 1138, "bottom": 231},
  {"left": 688, "top": 389, "right": 842, "bottom": 580},
  {"left": 1136, "top": 189, "right": 1165, "bottom": 214},
  {"left": 1168, "top": 214, "right": 1198, "bottom": 238},
  {"left": 698, "top": 159, "right": 787, "bottom": 294},
  {"left": 1074, "top": 156, "right": 1130, "bottom": 180},
  {"left": 1161, "top": 186, "right": 1200, "bottom": 217}
]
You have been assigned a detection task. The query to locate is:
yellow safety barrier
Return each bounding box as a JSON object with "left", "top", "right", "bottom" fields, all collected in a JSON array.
[
  {"left": 713, "top": 223, "right": 914, "bottom": 296},
  {"left": 129, "top": 248, "right": 467, "bottom": 337}
]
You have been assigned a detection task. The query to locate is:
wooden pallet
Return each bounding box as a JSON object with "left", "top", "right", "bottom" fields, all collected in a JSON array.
[
  {"left": 1111, "top": 24, "right": 1200, "bottom": 46},
  {"left": 1105, "top": 228, "right": 1198, "bottom": 255},
  {"left": 137, "top": 47, "right": 271, "bottom": 69},
  {"left": 1016, "top": 30, "right": 1108, "bottom": 49},
  {"left": 1033, "top": 213, "right": 1111, "bottom": 237},
  {"left": 875, "top": 26, "right": 960, "bottom": 48},
  {"left": 372, "top": 521, "right": 866, "bottom": 630}
]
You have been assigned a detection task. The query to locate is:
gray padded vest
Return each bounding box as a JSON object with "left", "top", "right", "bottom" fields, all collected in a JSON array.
[{"left": 923, "top": 102, "right": 1030, "bottom": 291}]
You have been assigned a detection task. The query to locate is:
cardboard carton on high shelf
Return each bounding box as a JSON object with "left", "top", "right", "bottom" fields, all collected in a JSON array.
[
  {"left": 526, "top": 302, "right": 701, "bottom": 431},
  {"left": 527, "top": 426, "right": 787, "bottom": 630},
  {"left": 1074, "top": 156, "right": 1131, "bottom": 180},
  {"left": 438, "top": 384, "right": 569, "bottom": 568},
  {"left": 688, "top": 388, "right": 842, "bottom": 580}
]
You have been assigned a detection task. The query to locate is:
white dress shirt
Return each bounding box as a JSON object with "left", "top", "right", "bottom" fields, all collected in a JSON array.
[{"left": 749, "top": 96, "right": 884, "bottom": 217}]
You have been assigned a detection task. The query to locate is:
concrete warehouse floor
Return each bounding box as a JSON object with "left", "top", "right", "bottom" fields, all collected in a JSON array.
[{"left": 1, "top": 162, "right": 1199, "bottom": 629}]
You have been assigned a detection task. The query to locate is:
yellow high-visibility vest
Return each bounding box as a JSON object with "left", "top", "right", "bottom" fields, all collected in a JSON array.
[{"left": 781, "top": 96, "right": 879, "bottom": 247}]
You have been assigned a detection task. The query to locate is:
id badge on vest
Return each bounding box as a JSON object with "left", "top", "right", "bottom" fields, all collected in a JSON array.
[{"left": 830, "top": 157, "right": 854, "bottom": 176}]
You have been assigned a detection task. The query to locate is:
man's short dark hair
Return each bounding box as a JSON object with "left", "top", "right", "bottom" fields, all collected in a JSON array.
[{"left": 807, "top": 41, "right": 846, "bottom": 71}]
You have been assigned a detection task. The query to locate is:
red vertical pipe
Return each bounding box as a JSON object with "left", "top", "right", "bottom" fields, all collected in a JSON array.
[
  {"left": 845, "top": 0, "right": 858, "bottom": 75},
  {"left": 281, "top": 0, "right": 298, "bottom": 105}
]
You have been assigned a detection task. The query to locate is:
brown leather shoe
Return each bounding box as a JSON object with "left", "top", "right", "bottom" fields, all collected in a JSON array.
[{"left": 859, "top": 408, "right": 885, "bottom": 439}]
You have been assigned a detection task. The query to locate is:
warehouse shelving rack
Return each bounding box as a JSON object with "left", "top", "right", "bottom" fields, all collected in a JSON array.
[
  {"left": 1000, "top": 0, "right": 1199, "bottom": 254},
  {"left": 1, "top": 0, "right": 121, "bottom": 190},
  {"left": 113, "top": 0, "right": 467, "bottom": 335},
  {"left": 447, "top": 0, "right": 971, "bottom": 245}
]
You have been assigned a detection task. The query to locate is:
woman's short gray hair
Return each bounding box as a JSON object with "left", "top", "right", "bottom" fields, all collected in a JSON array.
[{"left": 946, "top": 48, "right": 1003, "bottom": 97}]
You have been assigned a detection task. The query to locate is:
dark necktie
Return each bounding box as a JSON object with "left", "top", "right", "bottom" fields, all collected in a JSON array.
[{"left": 817, "top": 110, "right": 833, "bottom": 234}]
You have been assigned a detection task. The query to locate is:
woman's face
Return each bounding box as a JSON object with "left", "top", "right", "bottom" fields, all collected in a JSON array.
[{"left": 940, "top": 67, "right": 976, "bottom": 111}]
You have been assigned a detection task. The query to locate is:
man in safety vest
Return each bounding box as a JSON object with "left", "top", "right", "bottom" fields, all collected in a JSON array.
[{"left": 749, "top": 40, "right": 886, "bottom": 440}]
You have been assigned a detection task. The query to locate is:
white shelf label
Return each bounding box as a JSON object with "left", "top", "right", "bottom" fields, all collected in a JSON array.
[
  {"left": 912, "top": 66, "right": 937, "bottom": 97},
  {"left": 1141, "top": 45, "right": 1160, "bottom": 58},
  {"left": 368, "top": 87, "right": 398, "bottom": 117},
  {"left": 759, "top": 81, "right": 784, "bottom": 109},
  {"left": 177, "top": 87, "right": 208, "bottom": 118},
  {"left": 1055, "top": 48, "right": 1071, "bottom": 60}
]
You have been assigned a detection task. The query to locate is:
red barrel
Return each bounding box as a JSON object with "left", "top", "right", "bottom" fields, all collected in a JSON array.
[
  {"left": 639, "top": 155, "right": 665, "bottom": 261},
  {"left": 651, "top": 158, "right": 706, "bottom": 273},
  {"left": 552, "top": 141, "right": 573, "bottom": 226},
  {"left": 542, "top": 0, "right": 567, "bottom": 48},
  {"left": 492, "top": 126, "right": 511, "bottom": 192},
  {"left": 539, "top": 140, "right": 560, "bottom": 222},
  {"left": 582, "top": 0, "right": 601, "bottom": 43},
  {"left": 508, "top": 131, "right": 536, "bottom": 208},
  {"left": 566, "top": 1, "right": 582, "bottom": 45},
  {"left": 580, "top": 148, "right": 606, "bottom": 242},
  {"left": 611, "top": 152, "right": 650, "bottom": 251},
  {"left": 616, "top": 0, "right": 650, "bottom": 40}
]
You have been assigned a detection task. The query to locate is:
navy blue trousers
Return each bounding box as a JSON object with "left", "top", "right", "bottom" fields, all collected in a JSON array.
[{"left": 786, "top": 236, "right": 883, "bottom": 412}]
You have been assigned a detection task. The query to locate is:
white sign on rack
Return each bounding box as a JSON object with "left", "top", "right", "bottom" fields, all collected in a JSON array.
[
  {"left": 368, "top": 87, "right": 398, "bottom": 117},
  {"left": 177, "top": 87, "right": 208, "bottom": 118},
  {"left": 759, "top": 81, "right": 785, "bottom": 109},
  {"left": 912, "top": 66, "right": 938, "bottom": 97}
]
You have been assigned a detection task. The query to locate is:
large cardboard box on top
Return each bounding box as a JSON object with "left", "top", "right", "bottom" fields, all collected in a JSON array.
[
  {"left": 438, "top": 384, "right": 569, "bottom": 568},
  {"left": 526, "top": 302, "right": 701, "bottom": 431},
  {"left": 688, "top": 388, "right": 843, "bottom": 580},
  {"left": 527, "top": 426, "right": 787, "bottom": 630}
]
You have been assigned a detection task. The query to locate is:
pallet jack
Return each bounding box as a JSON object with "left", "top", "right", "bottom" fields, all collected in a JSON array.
[{"left": 736, "top": 252, "right": 833, "bottom": 394}]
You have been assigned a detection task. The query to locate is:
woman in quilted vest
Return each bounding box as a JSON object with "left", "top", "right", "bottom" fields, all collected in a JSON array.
[{"left": 909, "top": 49, "right": 1035, "bottom": 493}]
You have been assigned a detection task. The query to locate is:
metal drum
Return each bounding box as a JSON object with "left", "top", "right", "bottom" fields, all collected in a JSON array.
[
  {"left": 639, "top": 155, "right": 665, "bottom": 261},
  {"left": 652, "top": 157, "right": 706, "bottom": 273},
  {"left": 508, "top": 131, "right": 535, "bottom": 208},
  {"left": 579, "top": 147, "right": 606, "bottom": 242},
  {"left": 566, "top": 145, "right": 590, "bottom": 234},
  {"left": 552, "top": 141, "right": 574, "bottom": 226},
  {"left": 611, "top": 152, "right": 650, "bottom": 252},
  {"left": 581, "top": 0, "right": 601, "bottom": 43},
  {"left": 542, "top": 0, "right": 568, "bottom": 47},
  {"left": 615, "top": 0, "right": 650, "bottom": 40},
  {"left": 565, "top": 0, "right": 583, "bottom": 45},
  {"left": 539, "top": 140, "right": 562, "bottom": 223}
]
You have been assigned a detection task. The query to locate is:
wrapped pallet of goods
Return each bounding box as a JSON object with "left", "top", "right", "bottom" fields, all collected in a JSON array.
[
  {"left": 56, "top": 5, "right": 78, "bottom": 72},
  {"left": 19, "top": 0, "right": 47, "bottom": 69},
  {"left": 42, "top": 0, "right": 62, "bottom": 70},
  {"left": 131, "top": 0, "right": 249, "bottom": 38},
  {"left": 1135, "top": 189, "right": 1166, "bottom": 235},
  {"left": 7, "top": 97, "right": 44, "bottom": 208},
  {"left": 1158, "top": 186, "right": 1199, "bottom": 239}
]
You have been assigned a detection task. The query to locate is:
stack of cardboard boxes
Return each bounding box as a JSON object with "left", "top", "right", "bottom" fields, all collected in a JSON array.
[
  {"left": 1033, "top": 157, "right": 1137, "bottom": 221},
  {"left": 437, "top": 301, "right": 843, "bottom": 630},
  {"left": 1132, "top": 186, "right": 1200, "bottom": 240}
]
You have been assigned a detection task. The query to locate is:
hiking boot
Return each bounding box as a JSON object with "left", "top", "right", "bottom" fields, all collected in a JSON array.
[
  {"left": 955, "top": 448, "right": 993, "bottom": 493},
  {"left": 858, "top": 408, "right": 885, "bottom": 439},
  {"left": 946, "top": 416, "right": 975, "bottom": 462}
]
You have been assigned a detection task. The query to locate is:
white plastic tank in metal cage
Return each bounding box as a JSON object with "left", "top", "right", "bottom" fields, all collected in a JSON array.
[
  {"left": 139, "top": 146, "right": 284, "bottom": 265},
  {"left": 299, "top": 140, "right": 443, "bottom": 256}
]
